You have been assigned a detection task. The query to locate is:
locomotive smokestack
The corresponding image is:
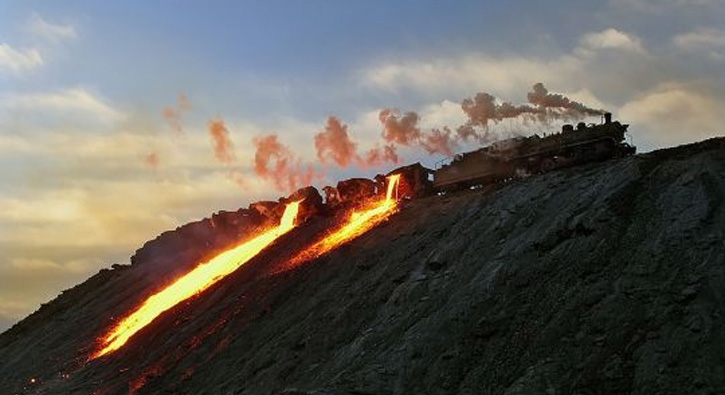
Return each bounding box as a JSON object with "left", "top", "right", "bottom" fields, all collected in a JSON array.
[{"left": 604, "top": 112, "right": 612, "bottom": 124}]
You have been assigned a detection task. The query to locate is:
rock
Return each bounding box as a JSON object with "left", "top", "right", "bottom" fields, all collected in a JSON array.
[
  {"left": 424, "top": 250, "right": 446, "bottom": 271},
  {"left": 285, "top": 186, "right": 324, "bottom": 222},
  {"left": 250, "top": 200, "right": 283, "bottom": 223},
  {"left": 679, "top": 286, "right": 698, "bottom": 301},
  {"left": 336, "top": 178, "right": 376, "bottom": 205}
]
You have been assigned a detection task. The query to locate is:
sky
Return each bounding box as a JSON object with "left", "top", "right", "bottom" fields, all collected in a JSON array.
[{"left": 0, "top": 0, "right": 723, "bottom": 331}]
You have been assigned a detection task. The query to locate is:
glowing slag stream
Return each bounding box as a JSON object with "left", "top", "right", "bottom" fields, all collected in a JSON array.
[
  {"left": 286, "top": 174, "right": 401, "bottom": 266},
  {"left": 92, "top": 201, "right": 301, "bottom": 359}
]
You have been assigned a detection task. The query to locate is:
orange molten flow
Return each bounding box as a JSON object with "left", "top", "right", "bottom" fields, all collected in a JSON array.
[
  {"left": 287, "top": 174, "right": 400, "bottom": 266},
  {"left": 92, "top": 201, "right": 301, "bottom": 359}
]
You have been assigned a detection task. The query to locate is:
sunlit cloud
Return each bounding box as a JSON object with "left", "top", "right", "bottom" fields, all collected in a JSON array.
[
  {"left": 0, "top": 256, "right": 102, "bottom": 331},
  {"left": 620, "top": 82, "right": 724, "bottom": 148},
  {"left": 611, "top": 0, "right": 724, "bottom": 12},
  {"left": 0, "top": 43, "right": 43, "bottom": 74},
  {"left": 417, "top": 100, "right": 467, "bottom": 130},
  {"left": 27, "top": 13, "right": 78, "bottom": 42},
  {"left": 577, "top": 28, "right": 646, "bottom": 54},
  {"left": 360, "top": 28, "right": 654, "bottom": 101},
  {"left": 0, "top": 298, "right": 33, "bottom": 330},
  {"left": 673, "top": 27, "right": 725, "bottom": 59},
  {"left": 674, "top": 27, "right": 725, "bottom": 49},
  {"left": 357, "top": 27, "right": 723, "bottom": 150},
  {"left": 1, "top": 88, "right": 125, "bottom": 124}
]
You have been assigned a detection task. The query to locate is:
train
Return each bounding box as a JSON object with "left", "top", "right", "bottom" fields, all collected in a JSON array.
[
  {"left": 389, "top": 113, "right": 635, "bottom": 197},
  {"left": 319, "top": 113, "right": 634, "bottom": 207}
]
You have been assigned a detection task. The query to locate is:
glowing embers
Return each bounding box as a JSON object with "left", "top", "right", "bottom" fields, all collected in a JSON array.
[
  {"left": 92, "top": 201, "right": 301, "bottom": 359},
  {"left": 289, "top": 174, "right": 401, "bottom": 266}
]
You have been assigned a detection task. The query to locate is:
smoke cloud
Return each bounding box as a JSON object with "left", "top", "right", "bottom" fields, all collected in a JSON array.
[
  {"left": 312, "top": 115, "right": 401, "bottom": 168},
  {"left": 379, "top": 109, "right": 421, "bottom": 145},
  {"left": 421, "top": 127, "right": 456, "bottom": 156},
  {"left": 374, "top": 83, "right": 605, "bottom": 156},
  {"left": 460, "top": 93, "right": 537, "bottom": 128},
  {"left": 462, "top": 82, "right": 604, "bottom": 127},
  {"left": 458, "top": 82, "right": 605, "bottom": 140},
  {"left": 378, "top": 109, "right": 460, "bottom": 155},
  {"left": 251, "top": 116, "right": 401, "bottom": 192},
  {"left": 162, "top": 94, "right": 192, "bottom": 133},
  {"left": 363, "top": 144, "right": 399, "bottom": 166},
  {"left": 253, "top": 134, "right": 320, "bottom": 192},
  {"left": 144, "top": 152, "right": 159, "bottom": 168},
  {"left": 246, "top": 82, "right": 603, "bottom": 192},
  {"left": 206, "top": 118, "right": 247, "bottom": 186},
  {"left": 207, "top": 118, "right": 236, "bottom": 164},
  {"left": 526, "top": 82, "right": 604, "bottom": 116},
  {"left": 314, "top": 116, "right": 360, "bottom": 168}
]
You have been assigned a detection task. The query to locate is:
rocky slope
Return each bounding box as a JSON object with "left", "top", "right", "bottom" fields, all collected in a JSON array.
[{"left": 1, "top": 138, "right": 724, "bottom": 395}]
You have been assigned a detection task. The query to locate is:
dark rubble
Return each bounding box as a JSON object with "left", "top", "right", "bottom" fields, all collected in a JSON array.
[{"left": 1, "top": 138, "right": 724, "bottom": 395}]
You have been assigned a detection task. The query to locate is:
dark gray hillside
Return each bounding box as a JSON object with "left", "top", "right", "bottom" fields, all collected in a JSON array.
[{"left": 1, "top": 138, "right": 724, "bottom": 395}]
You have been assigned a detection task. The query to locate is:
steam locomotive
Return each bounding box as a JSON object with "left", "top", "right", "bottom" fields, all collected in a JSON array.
[
  {"left": 429, "top": 112, "right": 634, "bottom": 192},
  {"left": 320, "top": 113, "right": 634, "bottom": 206},
  {"left": 381, "top": 113, "right": 635, "bottom": 198}
]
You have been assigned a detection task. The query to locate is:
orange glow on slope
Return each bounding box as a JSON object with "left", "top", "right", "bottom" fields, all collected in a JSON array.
[
  {"left": 92, "top": 201, "right": 301, "bottom": 359},
  {"left": 286, "top": 174, "right": 400, "bottom": 267}
]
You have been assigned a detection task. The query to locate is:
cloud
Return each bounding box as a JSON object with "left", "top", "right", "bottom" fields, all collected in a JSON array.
[
  {"left": 360, "top": 30, "right": 653, "bottom": 103},
  {"left": 417, "top": 100, "right": 468, "bottom": 130},
  {"left": 674, "top": 27, "right": 725, "bottom": 48},
  {"left": 0, "top": 122, "right": 278, "bottom": 252},
  {"left": 578, "top": 28, "right": 645, "bottom": 54},
  {"left": 359, "top": 27, "right": 666, "bottom": 107},
  {"left": 0, "top": 14, "right": 76, "bottom": 78},
  {"left": 356, "top": 24, "right": 725, "bottom": 151},
  {"left": 0, "top": 134, "right": 278, "bottom": 331},
  {"left": 0, "top": 298, "right": 34, "bottom": 332},
  {"left": 10, "top": 258, "right": 57, "bottom": 272},
  {"left": 1, "top": 88, "right": 125, "bottom": 124},
  {"left": 619, "top": 82, "right": 724, "bottom": 149},
  {"left": 361, "top": 54, "right": 571, "bottom": 99},
  {"left": 0, "top": 44, "right": 43, "bottom": 73},
  {"left": 0, "top": 256, "right": 100, "bottom": 332},
  {"left": 0, "top": 193, "right": 84, "bottom": 225},
  {"left": 673, "top": 27, "right": 725, "bottom": 59},
  {"left": 611, "top": 0, "right": 723, "bottom": 12},
  {"left": 0, "top": 134, "right": 36, "bottom": 154},
  {"left": 27, "top": 13, "right": 78, "bottom": 42}
]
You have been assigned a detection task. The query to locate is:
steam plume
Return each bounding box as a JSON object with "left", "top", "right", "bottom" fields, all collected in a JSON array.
[
  {"left": 421, "top": 127, "right": 456, "bottom": 156},
  {"left": 363, "top": 144, "right": 399, "bottom": 166},
  {"left": 162, "top": 94, "right": 192, "bottom": 133},
  {"left": 458, "top": 83, "right": 605, "bottom": 140},
  {"left": 527, "top": 82, "right": 604, "bottom": 116},
  {"left": 144, "top": 152, "right": 159, "bottom": 168},
  {"left": 313, "top": 115, "right": 400, "bottom": 168},
  {"left": 207, "top": 118, "right": 236, "bottom": 164},
  {"left": 460, "top": 93, "right": 537, "bottom": 128},
  {"left": 246, "top": 82, "right": 603, "bottom": 191},
  {"left": 378, "top": 109, "right": 459, "bottom": 155},
  {"left": 461, "top": 83, "right": 604, "bottom": 128},
  {"left": 253, "top": 134, "right": 319, "bottom": 192},
  {"left": 379, "top": 109, "right": 421, "bottom": 145},
  {"left": 314, "top": 116, "right": 360, "bottom": 167}
]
